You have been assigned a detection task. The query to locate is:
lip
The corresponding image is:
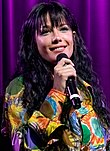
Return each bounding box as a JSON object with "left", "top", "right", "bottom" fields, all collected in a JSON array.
[{"left": 49, "top": 45, "right": 67, "bottom": 51}]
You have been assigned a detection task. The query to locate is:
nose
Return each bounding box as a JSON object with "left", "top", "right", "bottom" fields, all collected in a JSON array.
[{"left": 52, "top": 29, "right": 62, "bottom": 44}]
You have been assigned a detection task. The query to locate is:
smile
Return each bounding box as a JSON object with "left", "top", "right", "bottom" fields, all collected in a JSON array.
[{"left": 50, "top": 46, "right": 67, "bottom": 51}]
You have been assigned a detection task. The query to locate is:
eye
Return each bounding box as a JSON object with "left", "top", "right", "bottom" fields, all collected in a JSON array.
[
  {"left": 60, "top": 25, "right": 70, "bottom": 32},
  {"left": 40, "top": 28, "right": 51, "bottom": 36}
]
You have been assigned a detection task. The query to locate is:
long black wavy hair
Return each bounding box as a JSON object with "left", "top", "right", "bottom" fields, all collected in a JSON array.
[{"left": 16, "top": 1, "right": 110, "bottom": 129}]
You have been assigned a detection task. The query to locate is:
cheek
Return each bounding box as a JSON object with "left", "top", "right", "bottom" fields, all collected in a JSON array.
[
  {"left": 36, "top": 38, "right": 47, "bottom": 53},
  {"left": 36, "top": 36, "right": 51, "bottom": 50},
  {"left": 37, "top": 38, "right": 44, "bottom": 48},
  {"left": 68, "top": 35, "right": 74, "bottom": 48},
  {"left": 65, "top": 33, "right": 73, "bottom": 44},
  {"left": 68, "top": 35, "right": 74, "bottom": 56},
  {"left": 36, "top": 38, "right": 52, "bottom": 60}
]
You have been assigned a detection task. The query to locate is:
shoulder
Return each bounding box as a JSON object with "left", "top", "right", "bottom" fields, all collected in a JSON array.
[{"left": 6, "top": 76, "right": 24, "bottom": 96}]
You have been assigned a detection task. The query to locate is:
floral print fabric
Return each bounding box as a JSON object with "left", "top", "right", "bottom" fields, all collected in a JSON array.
[{"left": 1, "top": 76, "right": 108, "bottom": 150}]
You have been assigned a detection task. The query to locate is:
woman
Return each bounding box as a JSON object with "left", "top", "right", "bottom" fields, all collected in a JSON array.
[{"left": 1, "top": 1, "right": 110, "bottom": 150}]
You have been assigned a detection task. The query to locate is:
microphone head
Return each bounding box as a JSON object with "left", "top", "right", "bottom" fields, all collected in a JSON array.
[{"left": 56, "top": 53, "right": 68, "bottom": 63}]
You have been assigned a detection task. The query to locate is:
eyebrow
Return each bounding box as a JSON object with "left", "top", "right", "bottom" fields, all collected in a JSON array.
[
  {"left": 41, "top": 23, "right": 68, "bottom": 28},
  {"left": 41, "top": 25, "right": 50, "bottom": 28},
  {"left": 39, "top": 25, "right": 51, "bottom": 32}
]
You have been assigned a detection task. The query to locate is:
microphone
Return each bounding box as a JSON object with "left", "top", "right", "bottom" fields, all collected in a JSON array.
[{"left": 56, "top": 53, "right": 81, "bottom": 109}]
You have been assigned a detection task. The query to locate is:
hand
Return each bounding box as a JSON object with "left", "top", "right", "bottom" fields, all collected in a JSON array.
[{"left": 53, "top": 58, "right": 76, "bottom": 93}]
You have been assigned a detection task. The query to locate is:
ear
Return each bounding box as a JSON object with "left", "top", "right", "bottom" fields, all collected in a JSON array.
[
  {"left": 73, "top": 31, "right": 76, "bottom": 36},
  {"left": 73, "top": 31, "right": 76, "bottom": 34},
  {"left": 73, "top": 31, "right": 76, "bottom": 40}
]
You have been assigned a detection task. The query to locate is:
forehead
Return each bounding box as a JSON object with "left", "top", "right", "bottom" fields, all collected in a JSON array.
[{"left": 37, "top": 12, "right": 68, "bottom": 29}]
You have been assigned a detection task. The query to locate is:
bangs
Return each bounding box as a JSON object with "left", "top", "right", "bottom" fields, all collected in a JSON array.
[
  {"left": 36, "top": 4, "right": 72, "bottom": 31},
  {"left": 33, "top": 2, "right": 77, "bottom": 33},
  {"left": 39, "top": 12, "right": 68, "bottom": 28}
]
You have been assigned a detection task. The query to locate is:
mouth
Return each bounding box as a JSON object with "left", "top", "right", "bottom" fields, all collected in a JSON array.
[{"left": 49, "top": 46, "right": 67, "bottom": 51}]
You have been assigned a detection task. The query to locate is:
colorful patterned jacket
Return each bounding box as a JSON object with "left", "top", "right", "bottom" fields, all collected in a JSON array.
[{"left": 1, "top": 76, "right": 109, "bottom": 151}]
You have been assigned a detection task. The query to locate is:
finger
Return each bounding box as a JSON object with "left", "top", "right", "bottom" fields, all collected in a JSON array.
[
  {"left": 55, "top": 64, "right": 76, "bottom": 73},
  {"left": 57, "top": 58, "right": 75, "bottom": 67},
  {"left": 55, "top": 65, "right": 77, "bottom": 78}
]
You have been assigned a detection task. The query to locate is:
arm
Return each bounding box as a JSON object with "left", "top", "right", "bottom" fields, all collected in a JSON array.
[
  {"left": 1, "top": 58, "right": 77, "bottom": 150},
  {"left": 1, "top": 78, "right": 67, "bottom": 151}
]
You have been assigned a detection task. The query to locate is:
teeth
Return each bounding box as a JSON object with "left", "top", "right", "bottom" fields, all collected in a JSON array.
[
  {"left": 55, "top": 47, "right": 64, "bottom": 50},
  {"left": 50, "top": 46, "right": 66, "bottom": 51}
]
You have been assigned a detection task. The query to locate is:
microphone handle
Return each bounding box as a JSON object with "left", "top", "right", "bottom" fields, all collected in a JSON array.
[
  {"left": 56, "top": 53, "right": 81, "bottom": 109},
  {"left": 66, "top": 78, "right": 81, "bottom": 109}
]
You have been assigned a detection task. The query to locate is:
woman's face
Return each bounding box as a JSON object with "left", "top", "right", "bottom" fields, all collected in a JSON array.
[{"left": 35, "top": 13, "right": 74, "bottom": 64}]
